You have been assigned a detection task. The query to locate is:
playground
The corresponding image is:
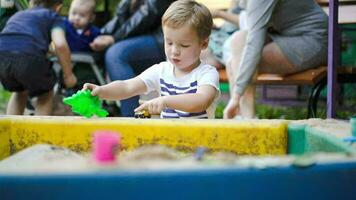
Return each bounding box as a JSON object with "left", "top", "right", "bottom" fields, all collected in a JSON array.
[
  {"left": 0, "top": 0, "right": 356, "bottom": 199},
  {"left": 0, "top": 116, "right": 355, "bottom": 199}
]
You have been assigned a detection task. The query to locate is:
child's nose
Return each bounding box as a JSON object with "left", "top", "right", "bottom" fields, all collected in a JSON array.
[{"left": 172, "top": 46, "right": 180, "bottom": 55}]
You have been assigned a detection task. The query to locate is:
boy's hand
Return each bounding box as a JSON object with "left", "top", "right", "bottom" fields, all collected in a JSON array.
[
  {"left": 63, "top": 73, "right": 77, "bottom": 88},
  {"left": 82, "top": 83, "right": 101, "bottom": 96},
  {"left": 134, "top": 96, "right": 167, "bottom": 115}
]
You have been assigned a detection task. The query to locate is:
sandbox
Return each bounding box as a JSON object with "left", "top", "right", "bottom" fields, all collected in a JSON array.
[{"left": 0, "top": 116, "right": 355, "bottom": 200}]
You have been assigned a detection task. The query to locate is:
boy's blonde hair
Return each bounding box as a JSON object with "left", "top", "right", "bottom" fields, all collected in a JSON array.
[
  {"left": 71, "top": 0, "right": 96, "bottom": 13},
  {"left": 162, "top": 0, "right": 213, "bottom": 40}
]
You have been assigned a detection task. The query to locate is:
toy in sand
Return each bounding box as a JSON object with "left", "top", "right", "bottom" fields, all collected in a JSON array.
[{"left": 63, "top": 90, "right": 109, "bottom": 118}]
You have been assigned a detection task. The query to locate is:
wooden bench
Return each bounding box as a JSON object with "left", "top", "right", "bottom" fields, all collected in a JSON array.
[
  {"left": 218, "top": 0, "right": 356, "bottom": 118},
  {"left": 219, "top": 67, "right": 327, "bottom": 118},
  {"left": 220, "top": 65, "right": 356, "bottom": 118}
]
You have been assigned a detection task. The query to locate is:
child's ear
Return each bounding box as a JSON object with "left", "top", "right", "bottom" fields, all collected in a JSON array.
[{"left": 201, "top": 37, "right": 209, "bottom": 49}]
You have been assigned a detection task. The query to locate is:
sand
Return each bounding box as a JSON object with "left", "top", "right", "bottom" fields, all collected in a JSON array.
[
  {"left": 290, "top": 118, "right": 352, "bottom": 138},
  {"left": 1, "top": 142, "right": 356, "bottom": 175}
]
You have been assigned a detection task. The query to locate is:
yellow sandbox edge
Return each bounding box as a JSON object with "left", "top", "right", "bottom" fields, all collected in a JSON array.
[{"left": 0, "top": 116, "right": 288, "bottom": 160}]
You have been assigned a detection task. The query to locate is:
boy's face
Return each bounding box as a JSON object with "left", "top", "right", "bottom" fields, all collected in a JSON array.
[
  {"left": 163, "top": 23, "right": 208, "bottom": 73},
  {"left": 68, "top": 1, "right": 94, "bottom": 30}
]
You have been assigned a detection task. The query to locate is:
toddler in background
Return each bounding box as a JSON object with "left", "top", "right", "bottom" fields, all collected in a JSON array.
[
  {"left": 65, "top": 0, "right": 100, "bottom": 52},
  {"left": 0, "top": 0, "right": 76, "bottom": 115},
  {"left": 61, "top": 0, "right": 101, "bottom": 96}
]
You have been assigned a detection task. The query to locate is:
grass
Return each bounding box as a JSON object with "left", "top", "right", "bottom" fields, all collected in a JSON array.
[
  {"left": 0, "top": 86, "right": 10, "bottom": 114},
  {"left": 214, "top": 101, "right": 308, "bottom": 120},
  {"left": 215, "top": 97, "right": 356, "bottom": 120}
]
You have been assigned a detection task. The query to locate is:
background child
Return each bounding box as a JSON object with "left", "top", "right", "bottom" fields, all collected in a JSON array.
[
  {"left": 83, "top": 0, "right": 220, "bottom": 119},
  {"left": 61, "top": 0, "right": 100, "bottom": 96},
  {"left": 65, "top": 0, "right": 100, "bottom": 52},
  {"left": 0, "top": 0, "right": 77, "bottom": 115}
]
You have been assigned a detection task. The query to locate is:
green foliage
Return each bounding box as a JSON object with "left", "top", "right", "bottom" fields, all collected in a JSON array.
[
  {"left": 0, "top": 86, "right": 10, "bottom": 113},
  {"left": 14, "top": 0, "right": 28, "bottom": 10},
  {"left": 215, "top": 100, "right": 354, "bottom": 120},
  {"left": 215, "top": 102, "right": 225, "bottom": 119},
  {"left": 255, "top": 105, "right": 307, "bottom": 120}
]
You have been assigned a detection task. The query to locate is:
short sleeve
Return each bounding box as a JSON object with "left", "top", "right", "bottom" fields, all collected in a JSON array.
[
  {"left": 197, "top": 65, "right": 220, "bottom": 91},
  {"left": 51, "top": 13, "right": 65, "bottom": 31},
  {"left": 138, "top": 63, "right": 162, "bottom": 93}
]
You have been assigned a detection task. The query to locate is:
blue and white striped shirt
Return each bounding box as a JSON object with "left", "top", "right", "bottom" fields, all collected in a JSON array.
[{"left": 138, "top": 61, "right": 220, "bottom": 119}]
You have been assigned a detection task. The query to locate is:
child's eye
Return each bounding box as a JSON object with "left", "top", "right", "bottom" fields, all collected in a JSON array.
[
  {"left": 181, "top": 44, "right": 190, "bottom": 48},
  {"left": 167, "top": 42, "right": 173, "bottom": 46}
]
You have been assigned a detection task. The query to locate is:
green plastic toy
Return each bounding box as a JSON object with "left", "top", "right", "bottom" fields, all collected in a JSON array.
[{"left": 63, "top": 90, "right": 109, "bottom": 118}]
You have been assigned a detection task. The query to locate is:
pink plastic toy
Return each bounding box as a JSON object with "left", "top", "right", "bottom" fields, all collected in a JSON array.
[{"left": 93, "top": 131, "right": 121, "bottom": 163}]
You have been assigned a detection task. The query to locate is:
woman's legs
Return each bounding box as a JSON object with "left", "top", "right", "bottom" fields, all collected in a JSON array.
[
  {"left": 228, "top": 31, "right": 247, "bottom": 96},
  {"left": 105, "top": 35, "right": 165, "bottom": 117},
  {"left": 228, "top": 30, "right": 296, "bottom": 118},
  {"left": 227, "top": 30, "right": 255, "bottom": 117},
  {"left": 200, "top": 48, "right": 224, "bottom": 69},
  {"left": 258, "top": 42, "right": 296, "bottom": 74}
]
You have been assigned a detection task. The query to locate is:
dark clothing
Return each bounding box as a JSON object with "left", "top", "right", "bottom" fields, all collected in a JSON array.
[
  {"left": 105, "top": 34, "right": 165, "bottom": 117},
  {"left": 0, "top": 52, "right": 55, "bottom": 97},
  {"left": 101, "top": 0, "right": 175, "bottom": 53},
  {"left": 101, "top": 0, "right": 175, "bottom": 117},
  {"left": 0, "top": 7, "right": 62, "bottom": 97},
  {"left": 0, "top": 7, "right": 64, "bottom": 57},
  {"left": 64, "top": 19, "right": 101, "bottom": 52}
]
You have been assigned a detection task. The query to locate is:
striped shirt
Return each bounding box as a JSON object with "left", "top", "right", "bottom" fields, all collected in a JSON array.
[{"left": 138, "top": 61, "right": 220, "bottom": 119}]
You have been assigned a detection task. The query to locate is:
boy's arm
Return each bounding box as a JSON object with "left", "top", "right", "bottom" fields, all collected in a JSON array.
[
  {"left": 135, "top": 85, "right": 217, "bottom": 114},
  {"left": 86, "top": 77, "right": 147, "bottom": 101},
  {"left": 51, "top": 28, "right": 77, "bottom": 88}
]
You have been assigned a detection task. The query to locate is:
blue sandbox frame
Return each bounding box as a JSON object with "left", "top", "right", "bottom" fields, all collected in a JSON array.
[{"left": 1, "top": 162, "right": 356, "bottom": 200}]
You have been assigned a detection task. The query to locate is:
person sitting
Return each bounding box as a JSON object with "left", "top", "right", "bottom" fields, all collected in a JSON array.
[
  {"left": 223, "top": 0, "right": 328, "bottom": 119},
  {"left": 64, "top": 0, "right": 100, "bottom": 52},
  {"left": 88, "top": 0, "right": 176, "bottom": 117},
  {"left": 200, "top": 0, "right": 244, "bottom": 70},
  {"left": 58, "top": 0, "right": 101, "bottom": 97},
  {"left": 83, "top": 0, "right": 220, "bottom": 119}
]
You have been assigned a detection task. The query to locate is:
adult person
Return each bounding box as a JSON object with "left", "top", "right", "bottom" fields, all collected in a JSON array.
[
  {"left": 200, "top": 0, "right": 243, "bottom": 70},
  {"left": 90, "top": 0, "right": 176, "bottom": 117},
  {"left": 223, "top": 0, "right": 328, "bottom": 119}
]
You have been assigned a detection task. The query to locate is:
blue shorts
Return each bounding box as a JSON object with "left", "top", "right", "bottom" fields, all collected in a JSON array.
[{"left": 0, "top": 52, "right": 56, "bottom": 97}]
